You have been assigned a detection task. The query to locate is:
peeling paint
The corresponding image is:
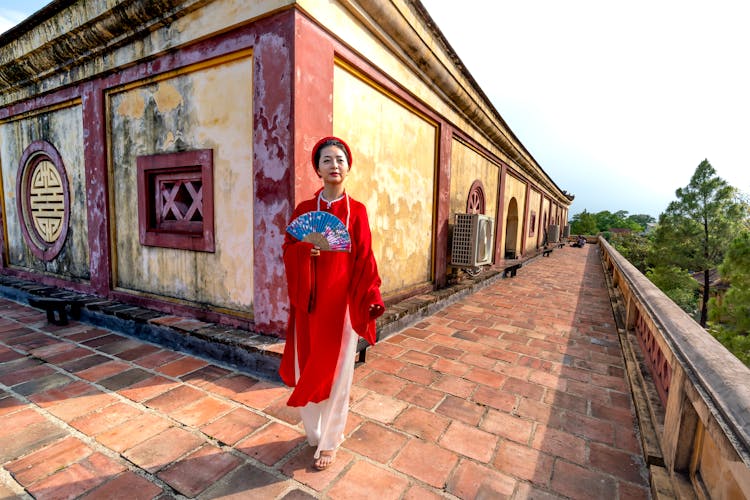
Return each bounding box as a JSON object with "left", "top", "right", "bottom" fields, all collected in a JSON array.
[
  {"left": 253, "top": 32, "right": 291, "bottom": 184},
  {"left": 163, "top": 131, "right": 175, "bottom": 148},
  {"left": 0, "top": 105, "right": 90, "bottom": 279},
  {"left": 116, "top": 90, "right": 145, "bottom": 118},
  {"left": 110, "top": 56, "right": 254, "bottom": 312},
  {"left": 153, "top": 82, "right": 183, "bottom": 113}
]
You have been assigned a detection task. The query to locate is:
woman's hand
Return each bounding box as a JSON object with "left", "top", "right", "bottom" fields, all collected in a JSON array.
[{"left": 369, "top": 304, "right": 384, "bottom": 318}]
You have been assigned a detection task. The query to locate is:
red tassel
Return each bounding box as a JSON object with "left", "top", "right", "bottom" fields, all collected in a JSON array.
[{"left": 308, "top": 258, "right": 317, "bottom": 312}]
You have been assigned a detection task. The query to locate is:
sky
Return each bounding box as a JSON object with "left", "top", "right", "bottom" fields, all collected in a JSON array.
[{"left": 3, "top": 1, "right": 750, "bottom": 218}]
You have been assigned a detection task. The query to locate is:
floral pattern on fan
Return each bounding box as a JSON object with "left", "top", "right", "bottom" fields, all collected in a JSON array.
[{"left": 286, "top": 211, "right": 352, "bottom": 252}]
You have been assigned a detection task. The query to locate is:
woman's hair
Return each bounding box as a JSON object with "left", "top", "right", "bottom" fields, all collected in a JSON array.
[{"left": 313, "top": 138, "right": 352, "bottom": 167}]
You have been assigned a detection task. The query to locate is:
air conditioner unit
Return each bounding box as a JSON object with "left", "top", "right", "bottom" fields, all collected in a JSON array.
[
  {"left": 451, "top": 213, "right": 495, "bottom": 267},
  {"left": 548, "top": 224, "right": 560, "bottom": 243}
]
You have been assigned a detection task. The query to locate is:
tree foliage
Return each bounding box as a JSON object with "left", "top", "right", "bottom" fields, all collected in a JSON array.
[
  {"left": 569, "top": 210, "right": 598, "bottom": 235},
  {"left": 651, "top": 159, "right": 746, "bottom": 326},
  {"left": 708, "top": 231, "right": 750, "bottom": 366},
  {"left": 569, "top": 209, "right": 654, "bottom": 235},
  {"left": 646, "top": 265, "right": 700, "bottom": 316},
  {"left": 628, "top": 213, "right": 657, "bottom": 230},
  {"left": 609, "top": 232, "right": 653, "bottom": 273}
]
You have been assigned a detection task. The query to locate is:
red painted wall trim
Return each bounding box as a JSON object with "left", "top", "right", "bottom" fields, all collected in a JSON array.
[
  {"left": 250, "top": 11, "right": 298, "bottom": 336},
  {"left": 81, "top": 80, "right": 111, "bottom": 295},
  {"left": 0, "top": 85, "right": 83, "bottom": 121},
  {"left": 536, "top": 191, "right": 546, "bottom": 248},
  {"left": 293, "top": 16, "right": 335, "bottom": 203},
  {"left": 495, "top": 163, "right": 507, "bottom": 263},
  {"left": 434, "top": 125, "right": 452, "bottom": 287},
  {"left": 521, "top": 182, "right": 531, "bottom": 255}
]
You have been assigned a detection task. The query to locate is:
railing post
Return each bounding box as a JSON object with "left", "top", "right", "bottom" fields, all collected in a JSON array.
[
  {"left": 625, "top": 296, "right": 637, "bottom": 331},
  {"left": 662, "top": 366, "right": 699, "bottom": 473}
]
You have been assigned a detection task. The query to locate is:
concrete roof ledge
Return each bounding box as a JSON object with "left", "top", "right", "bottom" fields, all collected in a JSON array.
[{"left": 0, "top": 0, "right": 208, "bottom": 102}]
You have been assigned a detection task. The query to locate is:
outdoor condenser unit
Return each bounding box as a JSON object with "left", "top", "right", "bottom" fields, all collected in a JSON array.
[
  {"left": 548, "top": 224, "right": 560, "bottom": 243},
  {"left": 451, "top": 213, "right": 495, "bottom": 267}
]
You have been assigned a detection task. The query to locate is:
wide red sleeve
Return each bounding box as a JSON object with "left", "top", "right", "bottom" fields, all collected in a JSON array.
[
  {"left": 283, "top": 240, "right": 315, "bottom": 312},
  {"left": 348, "top": 203, "right": 384, "bottom": 344},
  {"left": 279, "top": 204, "right": 316, "bottom": 388}
]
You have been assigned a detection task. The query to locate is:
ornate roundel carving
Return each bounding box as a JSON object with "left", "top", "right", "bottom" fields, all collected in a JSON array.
[
  {"left": 467, "top": 179, "right": 486, "bottom": 214},
  {"left": 16, "top": 141, "right": 71, "bottom": 261}
]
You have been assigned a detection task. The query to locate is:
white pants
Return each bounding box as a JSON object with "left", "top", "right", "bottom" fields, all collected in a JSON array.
[{"left": 295, "top": 308, "right": 358, "bottom": 459}]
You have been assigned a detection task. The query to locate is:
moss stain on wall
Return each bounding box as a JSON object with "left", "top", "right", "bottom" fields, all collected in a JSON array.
[
  {"left": 109, "top": 57, "right": 254, "bottom": 312},
  {"left": 0, "top": 105, "right": 90, "bottom": 279}
]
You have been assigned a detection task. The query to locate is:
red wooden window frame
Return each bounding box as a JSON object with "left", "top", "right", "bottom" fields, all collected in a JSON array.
[{"left": 137, "top": 149, "right": 215, "bottom": 252}]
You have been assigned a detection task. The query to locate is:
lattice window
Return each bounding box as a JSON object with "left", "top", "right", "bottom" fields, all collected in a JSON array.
[
  {"left": 155, "top": 173, "right": 204, "bottom": 231},
  {"left": 467, "top": 180, "right": 486, "bottom": 214},
  {"left": 529, "top": 211, "right": 537, "bottom": 236},
  {"left": 16, "top": 141, "right": 71, "bottom": 261},
  {"left": 137, "top": 150, "right": 214, "bottom": 252}
]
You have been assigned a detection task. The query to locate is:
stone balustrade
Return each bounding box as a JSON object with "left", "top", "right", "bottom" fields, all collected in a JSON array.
[{"left": 599, "top": 237, "right": 750, "bottom": 498}]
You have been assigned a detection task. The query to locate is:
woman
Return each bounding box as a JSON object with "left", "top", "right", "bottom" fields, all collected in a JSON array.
[{"left": 280, "top": 136, "right": 385, "bottom": 470}]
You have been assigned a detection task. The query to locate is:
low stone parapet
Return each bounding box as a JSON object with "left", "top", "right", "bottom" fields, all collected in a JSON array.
[{"left": 599, "top": 237, "right": 750, "bottom": 499}]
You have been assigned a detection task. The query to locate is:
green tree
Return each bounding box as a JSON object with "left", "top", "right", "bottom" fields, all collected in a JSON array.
[
  {"left": 626, "top": 213, "right": 656, "bottom": 232},
  {"left": 708, "top": 231, "right": 750, "bottom": 366},
  {"left": 594, "top": 210, "right": 624, "bottom": 232},
  {"left": 591, "top": 210, "right": 648, "bottom": 232},
  {"left": 610, "top": 232, "right": 653, "bottom": 273},
  {"left": 569, "top": 210, "right": 598, "bottom": 235},
  {"left": 646, "top": 265, "right": 699, "bottom": 316},
  {"left": 652, "top": 159, "right": 747, "bottom": 326}
]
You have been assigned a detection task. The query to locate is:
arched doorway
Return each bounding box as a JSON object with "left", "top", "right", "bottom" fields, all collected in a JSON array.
[{"left": 504, "top": 197, "right": 519, "bottom": 259}]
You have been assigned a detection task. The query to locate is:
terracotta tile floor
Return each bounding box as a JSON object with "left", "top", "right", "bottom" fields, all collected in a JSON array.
[{"left": 0, "top": 245, "right": 650, "bottom": 499}]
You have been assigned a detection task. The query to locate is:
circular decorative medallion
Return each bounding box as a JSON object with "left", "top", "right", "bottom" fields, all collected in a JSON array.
[
  {"left": 16, "top": 141, "right": 70, "bottom": 261},
  {"left": 467, "top": 179, "right": 486, "bottom": 214}
]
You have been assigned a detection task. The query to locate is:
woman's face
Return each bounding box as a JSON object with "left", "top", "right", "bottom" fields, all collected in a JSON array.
[{"left": 316, "top": 145, "right": 350, "bottom": 185}]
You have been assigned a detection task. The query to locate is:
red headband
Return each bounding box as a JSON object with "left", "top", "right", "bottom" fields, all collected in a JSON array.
[{"left": 311, "top": 136, "right": 353, "bottom": 172}]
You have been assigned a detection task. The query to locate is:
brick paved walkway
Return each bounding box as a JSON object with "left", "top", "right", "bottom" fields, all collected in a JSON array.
[{"left": 0, "top": 244, "right": 650, "bottom": 499}]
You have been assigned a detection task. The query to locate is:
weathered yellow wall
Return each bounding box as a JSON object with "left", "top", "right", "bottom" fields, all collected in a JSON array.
[
  {"left": 448, "top": 140, "right": 499, "bottom": 220},
  {"left": 551, "top": 204, "right": 561, "bottom": 227},
  {"left": 333, "top": 64, "right": 437, "bottom": 294},
  {"left": 501, "top": 174, "right": 527, "bottom": 257},
  {"left": 541, "top": 197, "right": 551, "bottom": 238},
  {"left": 173, "top": 0, "right": 292, "bottom": 46},
  {"left": 109, "top": 55, "right": 254, "bottom": 313},
  {"left": 0, "top": 104, "right": 90, "bottom": 279},
  {"left": 526, "top": 188, "right": 541, "bottom": 250}
]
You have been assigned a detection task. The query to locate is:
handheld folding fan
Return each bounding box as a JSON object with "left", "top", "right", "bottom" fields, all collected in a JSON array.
[{"left": 286, "top": 211, "right": 351, "bottom": 252}]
